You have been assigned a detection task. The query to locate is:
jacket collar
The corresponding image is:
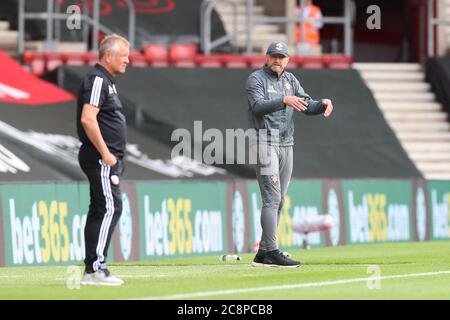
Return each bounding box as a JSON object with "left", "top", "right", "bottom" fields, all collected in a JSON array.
[
  {"left": 263, "top": 65, "right": 285, "bottom": 80},
  {"left": 95, "top": 63, "right": 115, "bottom": 83}
]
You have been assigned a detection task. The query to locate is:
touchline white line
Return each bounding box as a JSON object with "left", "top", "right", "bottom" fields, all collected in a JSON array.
[{"left": 136, "top": 270, "right": 450, "bottom": 300}]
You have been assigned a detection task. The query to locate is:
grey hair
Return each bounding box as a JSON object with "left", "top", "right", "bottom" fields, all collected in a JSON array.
[{"left": 99, "top": 34, "right": 129, "bottom": 59}]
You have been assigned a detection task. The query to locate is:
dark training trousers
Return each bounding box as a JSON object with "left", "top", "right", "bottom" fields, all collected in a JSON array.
[{"left": 79, "top": 145, "right": 124, "bottom": 273}]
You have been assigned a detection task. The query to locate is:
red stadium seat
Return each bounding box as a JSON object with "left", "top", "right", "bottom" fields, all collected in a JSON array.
[
  {"left": 23, "top": 51, "right": 45, "bottom": 76},
  {"left": 83, "top": 52, "right": 99, "bottom": 66},
  {"left": 302, "top": 56, "right": 324, "bottom": 69},
  {"left": 221, "top": 55, "right": 248, "bottom": 68},
  {"left": 169, "top": 43, "right": 197, "bottom": 64},
  {"left": 44, "top": 52, "right": 64, "bottom": 72},
  {"left": 247, "top": 55, "right": 298, "bottom": 69},
  {"left": 195, "top": 54, "right": 223, "bottom": 68},
  {"left": 128, "top": 51, "right": 147, "bottom": 67},
  {"left": 144, "top": 44, "right": 169, "bottom": 67},
  {"left": 22, "top": 51, "right": 34, "bottom": 65},
  {"left": 323, "top": 54, "right": 352, "bottom": 69},
  {"left": 62, "top": 52, "right": 85, "bottom": 66},
  {"left": 245, "top": 55, "right": 266, "bottom": 69},
  {"left": 173, "top": 60, "right": 196, "bottom": 68},
  {"left": 286, "top": 58, "right": 298, "bottom": 69},
  {"left": 294, "top": 56, "right": 305, "bottom": 68}
]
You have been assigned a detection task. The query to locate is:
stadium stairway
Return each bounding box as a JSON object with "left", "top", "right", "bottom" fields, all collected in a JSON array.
[
  {"left": 0, "top": 20, "right": 18, "bottom": 56},
  {"left": 214, "top": 0, "right": 289, "bottom": 53},
  {"left": 0, "top": 19, "right": 86, "bottom": 57},
  {"left": 354, "top": 63, "right": 450, "bottom": 180}
]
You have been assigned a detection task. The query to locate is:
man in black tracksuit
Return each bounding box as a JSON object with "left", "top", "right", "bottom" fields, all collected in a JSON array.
[{"left": 77, "top": 34, "right": 129, "bottom": 286}]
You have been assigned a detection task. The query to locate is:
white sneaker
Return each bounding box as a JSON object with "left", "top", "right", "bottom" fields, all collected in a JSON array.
[
  {"left": 80, "top": 272, "right": 95, "bottom": 286},
  {"left": 82, "top": 269, "right": 124, "bottom": 286}
]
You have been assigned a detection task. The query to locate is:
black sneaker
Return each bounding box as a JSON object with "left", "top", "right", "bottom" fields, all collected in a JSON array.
[
  {"left": 251, "top": 249, "right": 266, "bottom": 267},
  {"left": 263, "top": 250, "right": 301, "bottom": 268}
]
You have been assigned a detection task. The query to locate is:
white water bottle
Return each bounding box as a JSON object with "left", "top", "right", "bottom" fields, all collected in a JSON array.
[{"left": 219, "top": 254, "right": 242, "bottom": 261}]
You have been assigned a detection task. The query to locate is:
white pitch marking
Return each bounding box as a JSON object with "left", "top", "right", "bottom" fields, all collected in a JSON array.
[{"left": 136, "top": 270, "right": 450, "bottom": 300}]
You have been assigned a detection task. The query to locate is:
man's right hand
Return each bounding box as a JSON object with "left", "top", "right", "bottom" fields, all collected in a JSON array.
[
  {"left": 102, "top": 152, "right": 117, "bottom": 166},
  {"left": 283, "top": 96, "right": 308, "bottom": 112}
]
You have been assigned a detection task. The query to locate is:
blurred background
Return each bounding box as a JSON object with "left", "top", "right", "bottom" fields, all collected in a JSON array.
[{"left": 0, "top": 0, "right": 449, "bottom": 181}]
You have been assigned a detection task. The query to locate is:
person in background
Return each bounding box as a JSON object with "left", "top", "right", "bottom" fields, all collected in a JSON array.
[{"left": 295, "top": 0, "right": 324, "bottom": 55}]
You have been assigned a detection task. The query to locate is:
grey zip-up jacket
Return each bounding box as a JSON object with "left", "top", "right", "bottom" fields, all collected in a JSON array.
[{"left": 246, "top": 66, "right": 325, "bottom": 146}]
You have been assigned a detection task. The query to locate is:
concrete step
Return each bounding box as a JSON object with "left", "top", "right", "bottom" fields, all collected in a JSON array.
[
  {"left": 377, "top": 102, "right": 442, "bottom": 112},
  {"left": 416, "top": 162, "right": 450, "bottom": 173},
  {"left": 23, "top": 41, "right": 47, "bottom": 51},
  {"left": 224, "top": 23, "right": 280, "bottom": 34},
  {"left": 234, "top": 33, "right": 288, "bottom": 50},
  {"left": 374, "top": 92, "right": 436, "bottom": 102},
  {"left": 23, "top": 41, "right": 87, "bottom": 52},
  {"left": 424, "top": 173, "right": 450, "bottom": 180},
  {"left": 410, "top": 152, "right": 450, "bottom": 161},
  {"left": 58, "top": 42, "right": 87, "bottom": 52},
  {"left": 0, "top": 21, "right": 10, "bottom": 31},
  {"left": 216, "top": 4, "right": 265, "bottom": 15},
  {"left": 389, "top": 121, "right": 450, "bottom": 131},
  {"left": 219, "top": 14, "right": 266, "bottom": 25},
  {"left": 234, "top": 32, "right": 288, "bottom": 40},
  {"left": 403, "top": 142, "right": 450, "bottom": 152},
  {"left": 397, "top": 131, "right": 450, "bottom": 142},
  {"left": 385, "top": 112, "right": 448, "bottom": 121},
  {"left": 367, "top": 82, "right": 431, "bottom": 92},
  {"left": 360, "top": 71, "right": 425, "bottom": 82},
  {"left": 0, "top": 31, "right": 18, "bottom": 49},
  {"left": 353, "top": 63, "right": 422, "bottom": 72}
]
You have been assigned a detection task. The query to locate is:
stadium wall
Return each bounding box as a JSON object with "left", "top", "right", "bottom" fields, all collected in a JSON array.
[
  {"left": 0, "top": 179, "right": 448, "bottom": 267},
  {"left": 59, "top": 66, "right": 422, "bottom": 179}
]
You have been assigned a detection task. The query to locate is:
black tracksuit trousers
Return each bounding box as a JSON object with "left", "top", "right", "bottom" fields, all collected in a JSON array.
[{"left": 78, "top": 144, "right": 124, "bottom": 273}]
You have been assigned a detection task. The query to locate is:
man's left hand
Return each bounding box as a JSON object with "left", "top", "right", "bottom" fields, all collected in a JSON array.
[{"left": 322, "top": 99, "right": 333, "bottom": 117}]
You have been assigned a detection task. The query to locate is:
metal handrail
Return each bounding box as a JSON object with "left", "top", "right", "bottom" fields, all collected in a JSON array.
[
  {"left": 18, "top": 0, "right": 136, "bottom": 54},
  {"left": 427, "top": 0, "right": 450, "bottom": 57},
  {"left": 201, "top": 0, "right": 239, "bottom": 54},
  {"left": 201, "top": 0, "right": 354, "bottom": 55},
  {"left": 124, "top": 0, "right": 136, "bottom": 50}
]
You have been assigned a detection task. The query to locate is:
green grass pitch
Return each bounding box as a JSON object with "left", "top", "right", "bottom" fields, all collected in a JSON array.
[{"left": 1, "top": 241, "right": 449, "bottom": 300}]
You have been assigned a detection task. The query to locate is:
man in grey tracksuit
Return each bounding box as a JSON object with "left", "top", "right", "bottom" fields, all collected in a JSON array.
[{"left": 246, "top": 42, "right": 333, "bottom": 268}]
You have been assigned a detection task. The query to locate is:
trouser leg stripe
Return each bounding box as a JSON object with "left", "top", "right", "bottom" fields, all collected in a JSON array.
[{"left": 93, "top": 162, "right": 114, "bottom": 271}]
